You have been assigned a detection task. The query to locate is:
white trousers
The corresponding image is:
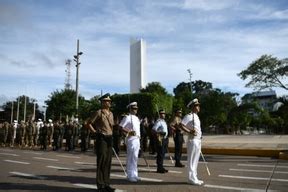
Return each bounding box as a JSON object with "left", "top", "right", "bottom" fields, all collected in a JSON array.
[
  {"left": 187, "top": 138, "right": 201, "bottom": 183},
  {"left": 126, "top": 137, "right": 140, "bottom": 180}
]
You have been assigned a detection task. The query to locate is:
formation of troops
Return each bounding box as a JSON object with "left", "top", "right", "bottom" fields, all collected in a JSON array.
[
  {"left": 0, "top": 93, "right": 204, "bottom": 192},
  {"left": 0, "top": 118, "right": 90, "bottom": 152}
]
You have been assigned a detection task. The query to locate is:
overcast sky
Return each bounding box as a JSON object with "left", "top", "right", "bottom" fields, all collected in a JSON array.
[{"left": 0, "top": 0, "right": 287, "bottom": 107}]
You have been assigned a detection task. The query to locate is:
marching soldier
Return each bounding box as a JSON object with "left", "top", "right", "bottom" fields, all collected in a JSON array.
[
  {"left": 0, "top": 123, "right": 4, "bottom": 146},
  {"left": 65, "top": 120, "right": 74, "bottom": 151},
  {"left": 152, "top": 109, "right": 169, "bottom": 173},
  {"left": 35, "top": 119, "right": 43, "bottom": 147},
  {"left": 53, "top": 120, "right": 62, "bottom": 151},
  {"left": 2, "top": 122, "right": 10, "bottom": 147},
  {"left": 119, "top": 102, "right": 141, "bottom": 182},
  {"left": 47, "top": 119, "right": 54, "bottom": 148},
  {"left": 18, "top": 120, "right": 26, "bottom": 148},
  {"left": 170, "top": 108, "right": 185, "bottom": 167},
  {"left": 80, "top": 121, "right": 90, "bottom": 152},
  {"left": 85, "top": 93, "right": 115, "bottom": 192},
  {"left": 25, "top": 119, "right": 36, "bottom": 148},
  {"left": 9, "top": 120, "right": 18, "bottom": 147},
  {"left": 72, "top": 119, "right": 80, "bottom": 150}
]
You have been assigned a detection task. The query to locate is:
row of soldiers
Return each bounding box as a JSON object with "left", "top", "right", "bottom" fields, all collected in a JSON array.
[{"left": 0, "top": 119, "right": 92, "bottom": 152}]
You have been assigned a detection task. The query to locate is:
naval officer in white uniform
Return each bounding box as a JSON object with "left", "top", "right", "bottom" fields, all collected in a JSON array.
[
  {"left": 119, "top": 102, "right": 141, "bottom": 182},
  {"left": 181, "top": 98, "right": 204, "bottom": 186}
]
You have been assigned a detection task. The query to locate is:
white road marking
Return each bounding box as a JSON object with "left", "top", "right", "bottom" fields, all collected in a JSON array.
[
  {"left": 74, "top": 161, "right": 96, "bottom": 166},
  {"left": 4, "top": 160, "right": 30, "bottom": 164},
  {"left": 112, "top": 159, "right": 125, "bottom": 164},
  {"left": 138, "top": 167, "right": 182, "bottom": 174},
  {"left": 47, "top": 165, "right": 77, "bottom": 171},
  {"left": 73, "top": 183, "right": 127, "bottom": 191},
  {"left": 0, "top": 149, "right": 13, "bottom": 152},
  {"left": 204, "top": 184, "right": 279, "bottom": 191},
  {"left": 0, "top": 152, "right": 19, "bottom": 156},
  {"left": 219, "top": 174, "right": 288, "bottom": 182},
  {"left": 23, "top": 151, "right": 43, "bottom": 155},
  {"left": 33, "top": 157, "right": 58, "bottom": 161},
  {"left": 10, "top": 171, "right": 46, "bottom": 179},
  {"left": 73, "top": 184, "right": 97, "bottom": 189},
  {"left": 230, "top": 168, "right": 288, "bottom": 174},
  {"left": 56, "top": 154, "right": 81, "bottom": 159},
  {"left": 238, "top": 163, "right": 288, "bottom": 169},
  {"left": 110, "top": 173, "right": 163, "bottom": 182}
]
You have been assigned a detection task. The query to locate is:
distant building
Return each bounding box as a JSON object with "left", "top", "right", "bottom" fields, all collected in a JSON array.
[
  {"left": 130, "top": 38, "right": 146, "bottom": 93},
  {"left": 242, "top": 90, "right": 277, "bottom": 112}
]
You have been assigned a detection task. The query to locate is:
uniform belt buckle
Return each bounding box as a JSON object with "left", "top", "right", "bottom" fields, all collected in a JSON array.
[{"left": 128, "top": 131, "right": 136, "bottom": 137}]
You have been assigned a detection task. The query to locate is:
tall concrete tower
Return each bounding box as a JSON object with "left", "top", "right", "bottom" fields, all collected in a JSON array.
[{"left": 130, "top": 38, "right": 146, "bottom": 93}]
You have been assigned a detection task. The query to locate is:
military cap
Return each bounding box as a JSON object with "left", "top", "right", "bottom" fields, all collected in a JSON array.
[
  {"left": 187, "top": 98, "right": 200, "bottom": 108},
  {"left": 175, "top": 108, "right": 182, "bottom": 113},
  {"left": 159, "top": 109, "right": 166, "bottom": 114},
  {"left": 99, "top": 93, "right": 112, "bottom": 101},
  {"left": 127, "top": 101, "right": 138, "bottom": 109}
]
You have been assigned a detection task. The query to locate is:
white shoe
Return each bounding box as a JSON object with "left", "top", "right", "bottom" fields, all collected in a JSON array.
[
  {"left": 187, "top": 180, "right": 202, "bottom": 186},
  {"left": 198, "top": 180, "right": 204, "bottom": 184}
]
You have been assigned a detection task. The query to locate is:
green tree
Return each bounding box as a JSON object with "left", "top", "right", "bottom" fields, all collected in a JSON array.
[
  {"left": 238, "top": 54, "right": 288, "bottom": 91},
  {"left": 45, "top": 89, "right": 85, "bottom": 120},
  {"left": 140, "top": 82, "right": 168, "bottom": 95},
  {"left": 140, "top": 82, "right": 173, "bottom": 115},
  {"left": 2, "top": 95, "right": 41, "bottom": 122}
]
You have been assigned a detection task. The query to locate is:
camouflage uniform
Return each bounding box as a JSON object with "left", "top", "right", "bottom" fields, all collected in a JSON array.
[
  {"left": 18, "top": 121, "right": 26, "bottom": 147},
  {"left": 52, "top": 121, "right": 62, "bottom": 151},
  {"left": 80, "top": 123, "right": 90, "bottom": 152},
  {"left": 2, "top": 122, "right": 10, "bottom": 147},
  {"left": 25, "top": 120, "right": 36, "bottom": 148}
]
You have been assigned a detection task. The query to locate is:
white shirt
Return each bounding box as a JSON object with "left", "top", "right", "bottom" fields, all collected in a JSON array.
[
  {"left": 182, "top": 113, "right": 202, "bottom": 139},
  {"left": 119, "top": 114, "right": 141, "bottom": 138},
  {"left": 152, "top": 118, "right": 168, "bottom": 138}
]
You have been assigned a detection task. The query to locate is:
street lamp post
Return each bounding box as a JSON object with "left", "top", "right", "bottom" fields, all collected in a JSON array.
[
  {"left": 10, "top": 101, "right": 14, "bottom": 124},
  {"left": 187, "top": 69, "right": 193, "bottom": 96},
  {"left": 74, "top": 39, "right": 83, "bottom": 117}
]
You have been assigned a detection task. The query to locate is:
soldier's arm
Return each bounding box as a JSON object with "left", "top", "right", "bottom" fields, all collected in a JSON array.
[
  {"left": 85, "top": 111, "right": 98, "bottom": 134},
  {"left": 179, "top": 123, "right": 195, "bottom": 134}
]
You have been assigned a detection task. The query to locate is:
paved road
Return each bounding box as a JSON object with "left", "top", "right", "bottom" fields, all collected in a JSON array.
[{"left": 0, "top": 147, "right": 287, "bottom": 192}]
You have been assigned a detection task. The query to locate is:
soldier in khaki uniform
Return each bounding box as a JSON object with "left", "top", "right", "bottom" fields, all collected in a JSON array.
[
  {"left": 25, "top": 119, "right": 35, "bottom": 148},
  {"left": 170, "top": 108, "right": 185, "bottom": 167},
  {"left": 85, "top": 93, "right": 115, "bottom": 192}
]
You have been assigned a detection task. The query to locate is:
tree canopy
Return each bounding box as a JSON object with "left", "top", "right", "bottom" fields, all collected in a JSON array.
[{"left": 238, "top": 54, "right": 288, "bottom": 91}]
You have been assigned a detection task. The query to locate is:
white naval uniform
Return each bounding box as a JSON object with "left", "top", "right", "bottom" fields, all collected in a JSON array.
[
  {"left": 181, "top": 112, "right": 202, "bottom": 184},
  {"left": 152, "top": 119, "right": 168, "bottom": 138},
  {"left": 119, "top": 114, "right": 141, "bottom": 182}
]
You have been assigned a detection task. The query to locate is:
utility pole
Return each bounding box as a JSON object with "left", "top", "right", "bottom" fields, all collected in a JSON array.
[{"left": 73, "top": 39, "right": 83, "bottom": 117}]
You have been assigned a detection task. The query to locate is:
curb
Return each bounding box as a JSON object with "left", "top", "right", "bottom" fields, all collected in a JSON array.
[
  {"left": 279, "top": 151, "right": 288, "bottom": 160},
  {"left": 167, "top": 146, "right": 286, "bottom": 159}
]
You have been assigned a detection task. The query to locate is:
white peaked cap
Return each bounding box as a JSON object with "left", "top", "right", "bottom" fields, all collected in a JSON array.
[
  {"left": 48, "top": 119, "right": 52, "bottom": 123},
  {"left": 187, "top": 98, "right": 200, "bottom": 108},
  {"left": 126, "top": 101, "right": 138, "bottom": 109},
  {"left": 13, "top": 120, "right": 17, "bottom": 123}
]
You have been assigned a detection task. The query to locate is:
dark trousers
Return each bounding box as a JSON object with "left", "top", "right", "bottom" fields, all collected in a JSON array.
[
  {"left": 174, "top": 132, "right": 184, "bottom": 164},
  {"left": 156, "top": 138, "right": 168, "bottom": 170},
  {"left": 96, "top": 134, "right": 113, "bottom": 188}
]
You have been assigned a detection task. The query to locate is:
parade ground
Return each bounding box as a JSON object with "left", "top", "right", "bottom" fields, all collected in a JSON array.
[{"left": 0, "top": 135, "right": 287, "bottom": 192}]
